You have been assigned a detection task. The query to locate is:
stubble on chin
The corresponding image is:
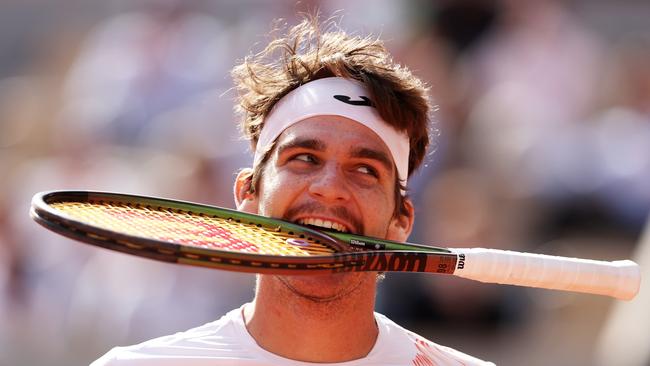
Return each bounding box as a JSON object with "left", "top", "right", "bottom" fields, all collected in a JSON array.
[
  {"left": 277, "top": 273, "right": 366, "bottom": 302},
  {"left": 269, "top": 273, "right": 376, "bottom": 317}
]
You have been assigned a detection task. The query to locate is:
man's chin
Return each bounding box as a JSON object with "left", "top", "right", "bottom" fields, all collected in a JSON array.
[{"left": 276, "top": 272, "right": 371, "bottom": 303}]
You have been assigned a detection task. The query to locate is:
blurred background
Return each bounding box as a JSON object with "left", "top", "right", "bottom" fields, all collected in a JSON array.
[{"left": 1, "top": 0, "right": 649, "bottom": 365}]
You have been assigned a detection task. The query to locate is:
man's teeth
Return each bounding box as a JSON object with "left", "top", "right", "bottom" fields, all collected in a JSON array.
[{"left": 298, "top": 218, "right": 348, "bottom": 232}]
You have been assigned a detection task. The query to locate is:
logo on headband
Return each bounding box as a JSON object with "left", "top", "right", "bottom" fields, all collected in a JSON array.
[{"left": 333, "top": 95, "right": 375, "bottom": 107}]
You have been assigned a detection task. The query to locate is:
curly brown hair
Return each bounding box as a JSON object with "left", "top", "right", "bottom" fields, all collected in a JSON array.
[{"left": 231, "top": 15, "right": 433, "bottom": 216}]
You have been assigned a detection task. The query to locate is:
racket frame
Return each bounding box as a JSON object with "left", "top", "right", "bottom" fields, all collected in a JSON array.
[{"left": 30, "top": 190, "right": 641, "bottom": 300}]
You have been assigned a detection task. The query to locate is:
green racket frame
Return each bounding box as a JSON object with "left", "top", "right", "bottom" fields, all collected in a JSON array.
[{"left": 30, "top": 191, "right": 457, "bottom": 275}]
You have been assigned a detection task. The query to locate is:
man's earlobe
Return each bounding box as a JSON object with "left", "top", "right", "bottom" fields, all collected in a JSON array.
[
  {"left": 234, "top": 168, "right": 258, "bottom": 213},
  {"left": 386, "top": 198, "right": 415, "bottom": 242}
]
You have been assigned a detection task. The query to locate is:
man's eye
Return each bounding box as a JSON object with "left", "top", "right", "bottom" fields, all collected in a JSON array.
[
  {"left": 356, "top": 165, "right": 378, "bottom": 177},
  {"left": 293, "top": 154, "right": 316, "bottom": 163}
]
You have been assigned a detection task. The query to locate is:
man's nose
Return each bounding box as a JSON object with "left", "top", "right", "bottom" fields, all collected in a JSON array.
[{"left": 308, "top": 164, "right": 351, "bottom": 202}]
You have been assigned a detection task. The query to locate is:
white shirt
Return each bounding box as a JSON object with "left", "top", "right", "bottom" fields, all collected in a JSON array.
[{"left": 91, "top": 304, "right": 495, "bottom": 366}]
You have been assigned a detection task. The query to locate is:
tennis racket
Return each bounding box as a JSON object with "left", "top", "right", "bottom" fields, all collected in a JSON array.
[{"left": 30, "top": 190, "right": 641, "bottom": 300}]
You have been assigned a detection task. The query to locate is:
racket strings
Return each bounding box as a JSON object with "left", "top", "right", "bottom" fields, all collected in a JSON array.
[{"left": 50, "top": 201, "right": 337, "bottom": 256}]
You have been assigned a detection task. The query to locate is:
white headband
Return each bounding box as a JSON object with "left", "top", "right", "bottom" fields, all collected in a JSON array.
[{"left": 253, "top": 77, "right": 410, "bottom": 184}]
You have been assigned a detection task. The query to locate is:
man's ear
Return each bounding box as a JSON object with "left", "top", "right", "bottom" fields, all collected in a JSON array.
[
  {"left": 233, "top": 168, "right": 259, "bottom": 214},
  {"left": 386, "top": 198, "right": 415, "bottom": 242}
]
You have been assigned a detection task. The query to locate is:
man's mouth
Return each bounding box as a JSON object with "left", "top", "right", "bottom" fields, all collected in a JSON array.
[{"left": 296, "top": 218, "right": 350, "bottom": 233}]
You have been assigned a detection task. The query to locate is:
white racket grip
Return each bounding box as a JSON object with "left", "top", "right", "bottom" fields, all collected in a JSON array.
[{"left": 449, "top": 248, "right": 641, "bottom": 300}]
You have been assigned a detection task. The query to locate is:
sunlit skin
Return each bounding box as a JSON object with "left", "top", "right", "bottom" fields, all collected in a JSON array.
[{"left": 234, "top": 116, "right": 415, "bottom": 362}]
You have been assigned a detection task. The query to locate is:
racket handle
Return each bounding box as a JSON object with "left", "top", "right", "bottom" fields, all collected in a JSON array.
[{"left": 450, "top": 248, "right": 641, "bottom": 300}]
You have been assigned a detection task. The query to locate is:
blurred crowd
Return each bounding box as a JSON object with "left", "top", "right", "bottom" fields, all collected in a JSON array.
[{"left": 1, "top": 1, "right": 648, "bottom": 365}]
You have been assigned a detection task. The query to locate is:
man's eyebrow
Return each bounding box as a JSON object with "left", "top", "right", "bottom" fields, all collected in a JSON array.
[
  {"left": 276, "top": 137, "right": 326, "bottom": 156},
  {"left": 350, "top": 147, "right": 394, "bottom": 173}
]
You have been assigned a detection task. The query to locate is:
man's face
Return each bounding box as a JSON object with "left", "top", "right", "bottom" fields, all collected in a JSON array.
[{"left": 237, "top": 115, "right": 413, "bottom": 301}]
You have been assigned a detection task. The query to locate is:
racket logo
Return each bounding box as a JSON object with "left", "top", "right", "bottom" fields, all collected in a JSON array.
[
  {"left": 457, "top": 253, "right": 465, "bottom": 270},
  {"left": 350, "top": 238, "right": 384, "bottom": 250},
  {"left": 343, "top": 252, "right": 428, "bottom": 273},
  {"left": 286, "top": 238, "right": 310, "bottom": 247}
]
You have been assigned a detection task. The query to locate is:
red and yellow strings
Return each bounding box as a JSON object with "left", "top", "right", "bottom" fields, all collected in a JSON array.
[{"left": 51, "top": 201, "right": 336, "bottom": 256}]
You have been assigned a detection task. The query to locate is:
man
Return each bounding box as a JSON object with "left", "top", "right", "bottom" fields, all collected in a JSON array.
[{"left": 92, "top": 16, "right": 494, "bottom": 365}]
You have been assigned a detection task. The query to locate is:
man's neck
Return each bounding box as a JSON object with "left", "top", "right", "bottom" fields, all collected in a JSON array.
[{"left": 243, "top": 273, "right": 379, "bottom": 363}]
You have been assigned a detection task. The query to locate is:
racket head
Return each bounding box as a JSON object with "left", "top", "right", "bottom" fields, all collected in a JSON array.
[{"left": 30, "top": 190, "right": 357, "bottom": 274}]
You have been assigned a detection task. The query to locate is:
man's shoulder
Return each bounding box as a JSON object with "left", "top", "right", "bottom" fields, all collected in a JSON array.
[
  {"left": 90, "top": 306, "right": 248, "bottom": 365},
  {"left": 374, "top": 313, "right": 496, "bottom": 366}
]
